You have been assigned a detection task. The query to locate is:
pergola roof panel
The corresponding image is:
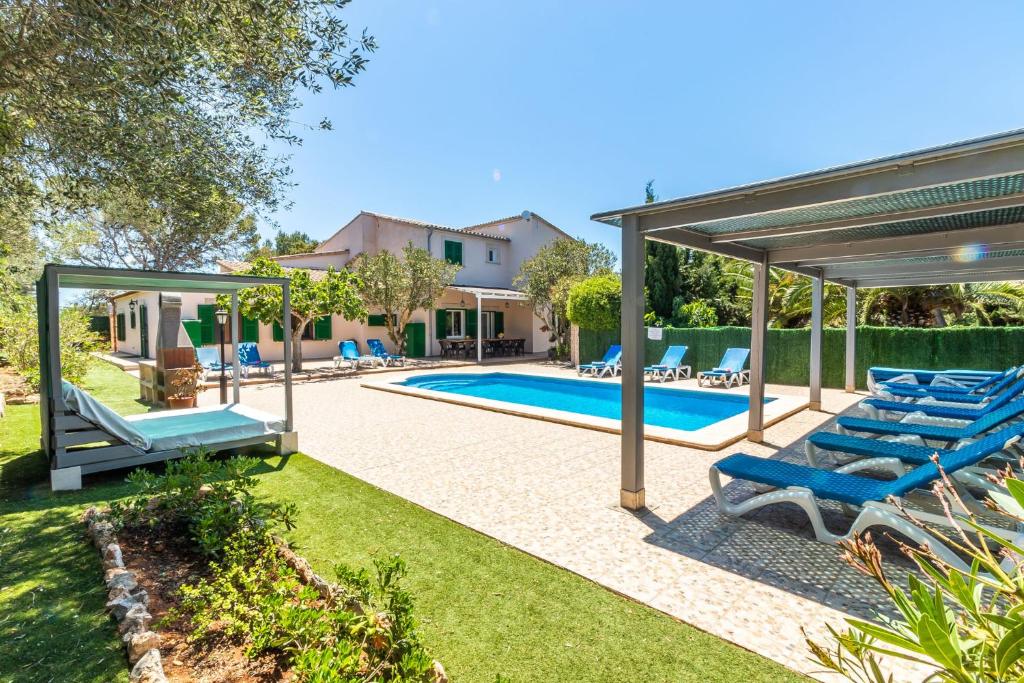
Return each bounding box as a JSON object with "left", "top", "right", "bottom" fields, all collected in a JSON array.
[
  {"left": 743, "top": 205, "right": 1024, "bottom": 250},
  {"left": 689, "top": 173, "right": 1024, "bottom": 237}
]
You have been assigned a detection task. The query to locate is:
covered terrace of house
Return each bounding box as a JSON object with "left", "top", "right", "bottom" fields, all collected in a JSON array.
[{"left": 591, "top": 128, "right": 1024, "bottom": 510}]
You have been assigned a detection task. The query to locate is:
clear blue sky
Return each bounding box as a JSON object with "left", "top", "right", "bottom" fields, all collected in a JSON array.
[{"left": 263, "top": 1, "right": 1024, "bottom": 262}]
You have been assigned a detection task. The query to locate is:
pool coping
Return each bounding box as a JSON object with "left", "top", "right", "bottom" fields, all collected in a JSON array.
[{"left": 360, "top": 371, "right": 808, "bottom": 450}]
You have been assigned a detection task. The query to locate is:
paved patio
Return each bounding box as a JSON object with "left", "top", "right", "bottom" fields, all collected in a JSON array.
[{"left": 200, "top": 360, "right": 924, "bottom": 678}]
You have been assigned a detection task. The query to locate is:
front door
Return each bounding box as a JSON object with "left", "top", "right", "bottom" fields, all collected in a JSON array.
[
  {"left": 406, "top": 322, "right": 425, "bottom": 358},
  {"left": 139, "top": 304, "right": 150, "bottom": 359}
]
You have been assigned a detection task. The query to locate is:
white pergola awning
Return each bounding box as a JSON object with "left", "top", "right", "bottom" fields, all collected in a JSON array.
[
  {"left": 590, "top": 129, "right": 1024, "bottom": 510},
  {"left": 449, "top": 285, "right": 530, "bottom": 301}
]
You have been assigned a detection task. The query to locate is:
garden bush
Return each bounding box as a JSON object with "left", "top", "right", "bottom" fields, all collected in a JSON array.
[
  {"left": 566, "top": 273, "right": 621, "bottom": 331},
  {"left": 0, "top": 295, "right": 100, "bottom": 389},
  {"left": 671, "top": 298, "right": 717, "bottom": 328},
  {"left": 806, "top": 464, "right": 1024, "bottom": 681}
]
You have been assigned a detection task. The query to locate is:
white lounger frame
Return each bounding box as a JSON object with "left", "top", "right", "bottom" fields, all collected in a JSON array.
[
  {"left": 710, "top": 453, "right": 1022, "bottom": 574},
  {"left": 646, "top": 364, "right": 692, "bottom": 382}
]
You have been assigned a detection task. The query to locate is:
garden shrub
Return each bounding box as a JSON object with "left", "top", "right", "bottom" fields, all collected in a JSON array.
[
  {"left": 109, "top": 450, "right": 297, "bottom": 557},
  {"left": 566, "top": 274, "right": 621, "bottom": 331},
  {"left": 806, "top": 465, "right": 1024, "bottom": 681},
  {"left": 0, "top": 295, "right": 100, "bottom": 389},
  {"left": 671, "top": 298, "right": 717, "bottom": 328},
  {"left": 178, "top": 528, "right": 435, "bottom": 682}
]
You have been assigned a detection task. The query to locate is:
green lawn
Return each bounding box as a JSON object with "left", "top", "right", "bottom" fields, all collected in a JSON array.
[{"left": 0, "top": 362, "right": 804, "bottom": 682}]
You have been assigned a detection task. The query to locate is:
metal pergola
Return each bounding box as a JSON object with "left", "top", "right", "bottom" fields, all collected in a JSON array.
[{"left": 591, "top": 128, "right": 1024, "bottom": 510}]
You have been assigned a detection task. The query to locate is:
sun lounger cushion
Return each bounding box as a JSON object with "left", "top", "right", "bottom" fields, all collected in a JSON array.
[
  {"left": 126, "top": 404, "right": 285, "bottom": 451},
  {"left": 62, "top": 380, "right": 150, "bottom": 449},
  {"left": 62, "top": 381, "right": 285, "bottom": 452},
  {"left": 838, "top": 397, "right": 1024, "bottom": 440}
]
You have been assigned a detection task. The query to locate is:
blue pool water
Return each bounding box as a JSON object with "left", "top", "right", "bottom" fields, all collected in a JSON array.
[{"left": 396, "top": 372, "right": 773, "bottom": 431}]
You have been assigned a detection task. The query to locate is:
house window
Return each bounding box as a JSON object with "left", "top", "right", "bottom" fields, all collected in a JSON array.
[
  {"left": 116, "top": 313, "right": 126, "bottom": 342},
  {"left": 445, "top": 309, "right": 465, "bottom": 338},
  {"left": 486, "top": 244, "right": 500, "bottom": 264},
  {"left": 444, "top": 240, "right": 463, "bottom": 266},
  {"left": 481, "top": 311, "right": 495, "bottom": 338}
]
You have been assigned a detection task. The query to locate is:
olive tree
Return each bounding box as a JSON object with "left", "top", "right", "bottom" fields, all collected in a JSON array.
[
  {"left": 514, "top": 238, "right": 616, "bottom": 354},
  {"left": 353, "top": 243, "right": 460, "bottom": 353},
  {"left": 229, "top": 257, "right": 366, "bottom": 372}
]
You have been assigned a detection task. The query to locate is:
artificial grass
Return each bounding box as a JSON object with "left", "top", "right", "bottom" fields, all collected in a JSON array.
[{"left": 0, "top": 362, "right": 805, "bottom": 682}]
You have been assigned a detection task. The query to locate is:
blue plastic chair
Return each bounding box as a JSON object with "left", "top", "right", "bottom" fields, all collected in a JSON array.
[
  {"left": 578, "top": 345, "right": 622, "bottom": 377},
  {"left": 367, "top": 338, "right": 405, "bottom": 366},
  {"left": 195, "top": 347, "right": 233, "bottom": 381},
  {"left": 709, "top": 423, "right": 1024, "bottom": 572},
  {"left": 697, "top": 348, "right": 750, "bottom": 388},
  {"left": 237, "top": 342, "right": 272, "bottom": 378},
  {"left": 644, "top": 345, "right": 690, "bottom": 382},
  {"left": 877, "top": 367, "right": 1011, "bottom": 396}
]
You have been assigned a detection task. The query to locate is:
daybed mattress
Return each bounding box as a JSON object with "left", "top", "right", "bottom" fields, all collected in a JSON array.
[{"left": 125, "top": 404, "right": 286, "bottom": 452}]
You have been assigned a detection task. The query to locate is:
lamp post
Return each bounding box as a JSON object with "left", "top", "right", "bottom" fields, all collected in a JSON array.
[{"left": 215, "top": 308, "right": 228, "bottom": 404}]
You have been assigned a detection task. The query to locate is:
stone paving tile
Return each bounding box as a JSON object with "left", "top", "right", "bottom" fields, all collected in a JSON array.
[{"left": 206, "top": 362, "right": 933, "bottom": 679}]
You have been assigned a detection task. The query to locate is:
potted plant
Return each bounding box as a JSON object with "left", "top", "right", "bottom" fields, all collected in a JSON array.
[{"left": 168, "top": 362, "right": 205, "bottom": 409}]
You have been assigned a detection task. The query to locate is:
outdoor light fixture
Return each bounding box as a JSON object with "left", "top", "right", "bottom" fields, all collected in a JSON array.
[
  {"left": 215, "top": 308, "right": 228, "bottom": 404},
  {"left": 128, "top": 298, "right": 137, "bottom": 312}
]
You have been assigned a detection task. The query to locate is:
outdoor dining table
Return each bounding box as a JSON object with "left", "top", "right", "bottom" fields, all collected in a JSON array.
[{"left": 441, "top": 338, "right": 525, "bottom": 359}]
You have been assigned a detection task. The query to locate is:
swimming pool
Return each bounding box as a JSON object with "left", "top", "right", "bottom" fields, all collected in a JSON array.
[{"left": 394, "top": 372, "right": 775, "bottom": 432}]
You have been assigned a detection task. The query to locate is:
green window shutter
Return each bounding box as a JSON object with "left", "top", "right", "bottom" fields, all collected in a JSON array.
[
  {"left": 368, "top": 314, "right": 386, "bottom": 327},
  {"left": 272, "top": 320, "right": 284, "bottom": 342},
  {"left": 182, "top": 319, "right": 203, "bottom": 348},
  {"left": 466, "top": 309, "right": 477, "bottom": 337},
  {"left": 435, "top": 309, "right": 446, "bottom": 339},
  {"left": 314, "top": 315, "right": 332, "bottom": 340},
  {"left": 241, "top": 316, "right": 259, "bottom": 343},
  {"left": 197, "top": 304, "right": 215, "bottom": 345},
  {"left": 444, "top": 240, "right": 463, "bottom": 265},
  {"left": 116, "top": 313, "right": 126, "bottom": 341},
  {"left": 495, "top": 312, "right": 504, "bottom": 335}
]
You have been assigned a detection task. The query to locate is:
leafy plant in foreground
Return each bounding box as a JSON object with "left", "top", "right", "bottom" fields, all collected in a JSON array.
[
  {"left": 109, "top": 450, "right": 296, "bottom": 557},
  {"left": 178, "top": 529, "right": 435, "bottom": 682},
  {"left": 806, "top": 462, "right": 1024, "bottom": 681}
]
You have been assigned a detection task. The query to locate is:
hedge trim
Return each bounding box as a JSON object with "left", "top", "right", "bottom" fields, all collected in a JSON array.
[{"left": 579, "top": 326, "right": 1024, "bottom": 390}]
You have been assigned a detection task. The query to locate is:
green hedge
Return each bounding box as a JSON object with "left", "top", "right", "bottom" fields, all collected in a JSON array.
[{"left": 578, "top": 325, "right": 1024, "bottom": 390}]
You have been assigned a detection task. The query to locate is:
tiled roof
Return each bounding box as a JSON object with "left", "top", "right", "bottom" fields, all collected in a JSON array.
[
  {"left": 362, "top": 211, "right": 511, "bottom": 241},
  {"left": 216, "top": 260, "right": 330, "bottom": 280}
]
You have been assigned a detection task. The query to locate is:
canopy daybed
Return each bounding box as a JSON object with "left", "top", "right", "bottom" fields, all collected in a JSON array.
[{"left": 37, "top": 264, "right": 297, "bottom": 490}]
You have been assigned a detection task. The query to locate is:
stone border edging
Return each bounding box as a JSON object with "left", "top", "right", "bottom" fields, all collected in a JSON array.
[
  {"left": 82, "top": 508, "right": 448, "bottom": 683},
  {"left": 82, "top": 507, "right": 167, "bottom": 683}
]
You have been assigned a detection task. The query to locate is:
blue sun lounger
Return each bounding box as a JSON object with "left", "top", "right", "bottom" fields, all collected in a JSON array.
[
  {"left": 237, "top": 342, "right": 272, "bottom": 378},
  {"left": 836, "top": 398, "right": 1024, "bottom": 447},
  {"left": 368, "top": 338, "right": 405, "bottom": 366},
  {"left": 578, "top": 345, "right": 622, "bottom": 377},
  {"left": 196, "top": 347, "right": 233, "bottom": 381},
  {"left": 867, "top": 366, "right": 1001, "bottom": 393},
  {"left": 697, "top": 348, "right": 750, "bottom": 388},
  {"left": 861, "top": 376, "right": 1024, "bottom": 421},
  {"left": 876, "top": 367, "right": 1013, "bottom": 396},
  {"left": 710, "top": 423, "right": 1024, "bottom": 572},
  {"left": 644, "top": 345, "right": 690, "bottom": 382},
  {"left": 877, "top": 367, "right": 1022, "bottom": 404}
]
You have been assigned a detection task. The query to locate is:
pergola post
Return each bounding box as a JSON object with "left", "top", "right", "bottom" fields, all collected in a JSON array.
[
  {"left": 477, "top": 296, "right": 483, "bottom": 362},
  {"left": 809, "top": 275, "right": 823, "bottom": 410},
  {"left": 620, "top": 214, "right": 645, "bottom": 510},
  {"left": 845, "top": 285, "right": 857, "bottom": 392},
  {"left": 231, "top": 292, "right": 240, "bottom": 404},
  {"left": 282, "top": 284, "right": 294, "bottom": 432},
  {"left": 747, "top": 254, "right": 770, "bottom": 441}
]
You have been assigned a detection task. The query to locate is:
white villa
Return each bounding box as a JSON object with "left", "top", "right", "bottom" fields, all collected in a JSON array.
[{"left": 111, "top": 210, "right": 570, "bottom": 362}]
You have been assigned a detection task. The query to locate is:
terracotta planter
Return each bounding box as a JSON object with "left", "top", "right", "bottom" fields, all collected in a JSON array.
[{"left": 167, "top": 396, "right": 195, "bottom": 409}]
